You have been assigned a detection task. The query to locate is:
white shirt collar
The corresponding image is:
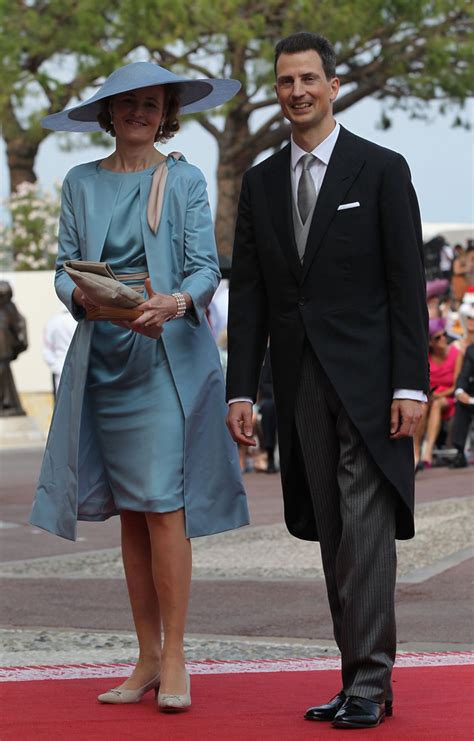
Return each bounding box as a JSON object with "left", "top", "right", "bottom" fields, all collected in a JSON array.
[{"left": 291, "top": 122, "right": 340, "bottom": 170}]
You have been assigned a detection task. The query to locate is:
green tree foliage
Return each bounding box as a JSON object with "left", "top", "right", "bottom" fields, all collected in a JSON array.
[
  {"left": 1, "top": 0, "right": 472, "bottom": 254},
  {"left": 0, "top": 0, "right": 137, "bottom": 190}
]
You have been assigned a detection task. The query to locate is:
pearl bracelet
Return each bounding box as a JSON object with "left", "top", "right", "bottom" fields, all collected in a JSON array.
[{"left": 171, "top": 292, "right": 186, "bottom": 319}]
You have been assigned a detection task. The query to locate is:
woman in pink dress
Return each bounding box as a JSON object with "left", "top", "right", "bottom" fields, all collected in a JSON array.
[{"left": 414, "top": 318, "right": 463, "bottom": 469}]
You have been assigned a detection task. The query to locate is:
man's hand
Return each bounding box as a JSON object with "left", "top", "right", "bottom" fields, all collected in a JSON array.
[
  {"left": 456, "top": 391, "right": 472, "bottom": 405},
  {"left": 226, "top": 401, "right": 257, "bottom": 447},
  {"left": 390, "top": 399, "right": 425, "bottom": 439}
]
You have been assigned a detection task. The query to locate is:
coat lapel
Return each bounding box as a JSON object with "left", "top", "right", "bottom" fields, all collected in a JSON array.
[
  {"left": 263, "top": 144, "right": 302, "bottom": 282},
  {"left": 140, "top": 155, "right": 181, "bottom": 279},
  {"left": 139, "top": 170, "right": 155, "bottom": 274},
  {"left": 301, "top": 127, "right": 366, "bottom": 282}
]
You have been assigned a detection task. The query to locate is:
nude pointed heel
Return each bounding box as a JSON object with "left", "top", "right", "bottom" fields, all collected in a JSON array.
[
  {"left": 157, "top": 670, "right": 191, "bottom": 712},
  {"left": 97, "top": 672, "right": 161, "bottom": 704}
]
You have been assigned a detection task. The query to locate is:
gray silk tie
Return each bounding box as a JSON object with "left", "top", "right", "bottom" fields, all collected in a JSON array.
[{"left": 297, "top": 153, "right": 316, "bottom": 224}]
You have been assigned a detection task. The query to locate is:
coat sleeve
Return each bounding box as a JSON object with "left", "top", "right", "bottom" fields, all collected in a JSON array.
[
  {"left": 226, "top": 172, "right": 269, "bottom": 401},
  {"left": 54, "top": 175, "right": 85, "bottom": 321},
  {"left": 456, "top": 345, "right": 474, "bottom": 393},
  {"left": 179, "top": 171, "right": 221, "bottom": 327},
  {"left": 379, "top": 153, "right": 429, "bottom": 393}
]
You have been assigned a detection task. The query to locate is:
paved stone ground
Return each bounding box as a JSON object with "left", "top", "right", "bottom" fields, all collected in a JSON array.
[{"left": 0, "top": 447, "right": 472, "bottom": 667}]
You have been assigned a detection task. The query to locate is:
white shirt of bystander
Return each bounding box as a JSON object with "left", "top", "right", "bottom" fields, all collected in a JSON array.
[{"left": 42, "top": 309, "right": 77, "bottom": 381}]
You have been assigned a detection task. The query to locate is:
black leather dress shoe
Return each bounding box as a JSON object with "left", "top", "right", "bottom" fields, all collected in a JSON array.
[
  {"left": 332, "top": 696, "right": 387, "bottom": 729},
  {"left": 449, "top": 451, "right": 468, "bottom": 468},
  {"left": 265, "top": 461, "right": 278, "bottom": 474},
  {"left": 304, "top": 691, "right": 346, "bottom": 721}
]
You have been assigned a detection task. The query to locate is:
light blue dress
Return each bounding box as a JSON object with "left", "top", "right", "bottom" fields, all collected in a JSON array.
[
  {"left": 87, "top": 166, "right": 184, "bottom": 513},
  {"left": 30, "top": 155, "right": 249, "bottom": 541}
]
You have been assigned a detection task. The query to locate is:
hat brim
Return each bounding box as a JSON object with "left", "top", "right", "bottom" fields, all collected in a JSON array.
[{"left": 41, "top": 63, "right": 240, "bottom": 132}]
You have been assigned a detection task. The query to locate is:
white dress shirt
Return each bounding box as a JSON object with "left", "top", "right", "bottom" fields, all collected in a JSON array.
[
  {"left": 291, "top": 122, "right": 341, "bottom": 201},
  {"left": 42, "top": 309, "right": 77, "bottom": 379},
  {"left": 230, "top": 121, "right": 426, "bottom": 405}
]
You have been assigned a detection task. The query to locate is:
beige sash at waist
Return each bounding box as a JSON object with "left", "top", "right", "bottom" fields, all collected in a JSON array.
[{"left": 114, "top": 271, "right": 149, "bottom": 295}]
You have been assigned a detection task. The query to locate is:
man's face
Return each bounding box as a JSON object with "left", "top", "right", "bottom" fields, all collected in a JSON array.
[{"left": 275, "top": 50, "right": 339, "bottom": 133}]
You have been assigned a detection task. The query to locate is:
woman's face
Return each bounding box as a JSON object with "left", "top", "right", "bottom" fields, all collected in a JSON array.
[
  {"left": 429, "top": 330, "right": 447, "bottom": 354},
  {"left": 111, "top": 85, "right": 165, "bottom": 144},
  {"left": 427, "top": 296, "right": 440, "bottom": 319}
]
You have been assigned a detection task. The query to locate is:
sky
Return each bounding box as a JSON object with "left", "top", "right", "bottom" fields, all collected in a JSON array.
[{"left": 1, "top": 96, "right": 473, "bottom": 228}]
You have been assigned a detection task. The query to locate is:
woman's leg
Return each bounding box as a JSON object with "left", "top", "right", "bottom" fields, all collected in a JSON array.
[
  {"left": 423, "top": 398, "right": 449, "bottom": 464},
  {"left": 119, "top": 510, "right": 162, "bottom": 689},
  {"left": 146, "top": 508, "right": 192, "bottom": 695}
]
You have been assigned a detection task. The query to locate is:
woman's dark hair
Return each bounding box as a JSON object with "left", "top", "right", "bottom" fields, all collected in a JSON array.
[
  {"left": 97, "top": 84, "right": 180, "bottom": 142},
  {"left": 274, "top": 32, "right": 337, "bottom": 80}
]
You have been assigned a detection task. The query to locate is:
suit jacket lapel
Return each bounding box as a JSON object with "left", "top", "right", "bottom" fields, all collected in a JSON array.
[
  {"left": 301, "top": 127, "right": 366, "bottom": 282},
  {"left": 263, "top": 144, "right": 302, "bottom": 282}
]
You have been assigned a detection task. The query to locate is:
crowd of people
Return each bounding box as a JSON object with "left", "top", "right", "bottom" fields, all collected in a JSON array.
[{"left": 414, "top": 242, "right": 474, "bottom": 471}]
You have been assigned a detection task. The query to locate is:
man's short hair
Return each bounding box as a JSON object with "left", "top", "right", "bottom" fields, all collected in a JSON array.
[{"left": 274, "top": 32, "right": 337, "bottom": 80}]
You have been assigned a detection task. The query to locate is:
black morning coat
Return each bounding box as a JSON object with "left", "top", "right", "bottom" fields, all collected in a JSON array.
[{"left": 226, "top": 126, "right": 429, "bottom": 541}]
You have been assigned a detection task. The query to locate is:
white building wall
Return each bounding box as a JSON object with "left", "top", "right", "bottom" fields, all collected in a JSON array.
[{"left": 1, "top": 271, "right": 63, "bottom": 393}]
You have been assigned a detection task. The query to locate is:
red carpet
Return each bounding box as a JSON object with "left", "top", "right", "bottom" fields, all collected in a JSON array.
[{"left": 0, "top": 654, "right": 472, "bottom": 740}]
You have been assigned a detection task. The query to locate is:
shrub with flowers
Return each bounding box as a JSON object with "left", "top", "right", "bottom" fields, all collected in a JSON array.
[{"left": 0, "top": 181, "right": 61, "bottom": 270}]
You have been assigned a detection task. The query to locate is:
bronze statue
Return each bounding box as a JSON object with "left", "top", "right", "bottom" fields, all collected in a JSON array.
[{"left": 0, "top": 281, "right": 28, "bottom": 416}]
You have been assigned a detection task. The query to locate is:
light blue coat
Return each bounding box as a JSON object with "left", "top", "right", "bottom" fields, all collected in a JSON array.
[{"left": 30, "top": 156, "right": 249, "bottom": 541}]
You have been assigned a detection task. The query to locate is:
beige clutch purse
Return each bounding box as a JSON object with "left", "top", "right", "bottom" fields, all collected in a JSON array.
[
  {"left": 64, "top": 260, "right": 146, "bottom": 321},
  {"left": 65, "top": 154, "right": 183, "bottom": 322}
]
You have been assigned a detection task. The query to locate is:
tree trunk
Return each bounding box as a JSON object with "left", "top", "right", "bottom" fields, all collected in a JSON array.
[
  {"left": 215, "top": 154, "right": 250, "bottom": 259},
  {"left": 214, "top": 109, "right": 255, "bottom": 259},
  {"left": 6, "top": 135, "right": 39, "bottom": 192}
]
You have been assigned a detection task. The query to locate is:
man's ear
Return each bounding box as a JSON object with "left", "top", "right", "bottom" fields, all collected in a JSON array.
[{"left": 329, "top": 76, "right": 340, "bottom": 103}]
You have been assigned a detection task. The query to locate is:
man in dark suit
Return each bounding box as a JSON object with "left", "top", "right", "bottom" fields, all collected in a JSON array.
[
  {"left": 226, "top": 32, "right": 429, "bottom": 729},
  {"left": 450, "top": 342, "right": 474, "bottom": 468}
]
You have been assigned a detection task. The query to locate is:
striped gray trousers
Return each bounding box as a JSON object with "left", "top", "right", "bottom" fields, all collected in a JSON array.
[{"left": 294, "top": 343, "right": 397, "bottom": 703}]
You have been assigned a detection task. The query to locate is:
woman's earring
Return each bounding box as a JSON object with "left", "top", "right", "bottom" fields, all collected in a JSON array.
[{"left": 158, "top": 121, "right": 164, "bottom": 136}]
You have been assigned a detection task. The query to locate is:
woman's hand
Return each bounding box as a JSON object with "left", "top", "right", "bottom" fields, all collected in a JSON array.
[
  {"left": 131, "top": 278, "right": 177, "bottom": 330},
  {"left": 432, "top": 390, "right": 451, "bottom": 400},
  {"left": 72, "top": 287, "right": 97, "bottom": 312},
  {"left": 112, "top": 320, "right": 163, "bottom": 340},
  {"left": 115, "top": 278, "right": 178, "bottom": 339}
]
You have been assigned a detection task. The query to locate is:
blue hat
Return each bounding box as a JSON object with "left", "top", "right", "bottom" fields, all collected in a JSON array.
[{"left": 42, "top": 62, "right": 240, "bottom": 132}]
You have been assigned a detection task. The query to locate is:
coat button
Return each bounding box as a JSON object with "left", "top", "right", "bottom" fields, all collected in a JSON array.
[{"left": 298, "top": 297, "right": 307, "bottom": 306}]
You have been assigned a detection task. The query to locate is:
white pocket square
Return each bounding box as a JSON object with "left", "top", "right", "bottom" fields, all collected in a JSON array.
[{"left": 337, "top": 201, "right": 360, "bottom": 211}]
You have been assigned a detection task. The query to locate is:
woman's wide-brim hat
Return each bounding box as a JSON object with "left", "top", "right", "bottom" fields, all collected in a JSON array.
[
  {"left": 42, "top": 62, "right": 240, "bottom": 132},
  {"left": 428, "top": 317, "right": 446, "bottom": 337},
  {"left": 426, "top": 278, "right": 449, "bottom": 301}
]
